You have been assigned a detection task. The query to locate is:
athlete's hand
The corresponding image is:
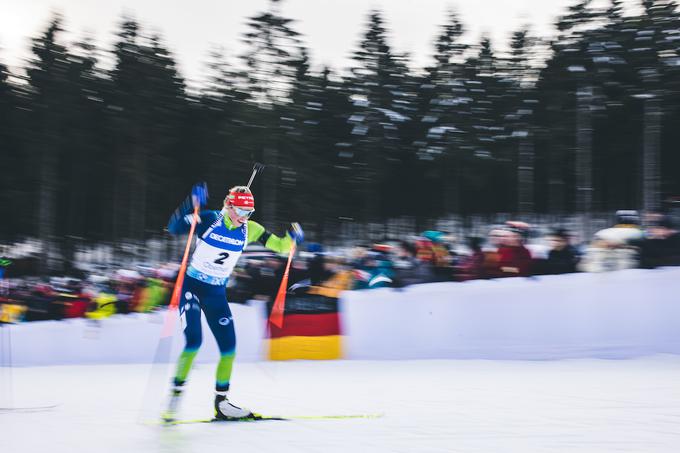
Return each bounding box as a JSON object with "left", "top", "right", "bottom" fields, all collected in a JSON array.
[
  {"left": 288, "top": 222, "right": 305, "bottom": 244},
  {"left": 191, "top": 182, "right": 208, "bottom": 208}
]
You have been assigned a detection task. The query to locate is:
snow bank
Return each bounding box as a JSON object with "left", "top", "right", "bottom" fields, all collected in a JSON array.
[
  {"left": 343, "top": 267, "right": 680, "bottom": 360},
  {"left": 6, "top": 301, "right": 269, "bottom": 366}
]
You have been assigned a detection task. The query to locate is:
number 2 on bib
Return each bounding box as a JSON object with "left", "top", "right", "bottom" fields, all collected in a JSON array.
[{"left": 214, "top": 252, "right": 230, "bottom": 265}]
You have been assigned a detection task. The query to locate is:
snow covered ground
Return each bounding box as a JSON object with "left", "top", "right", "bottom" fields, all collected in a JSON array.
[{"left": 2, "top": 357, "right": 680, "bottom": 453}]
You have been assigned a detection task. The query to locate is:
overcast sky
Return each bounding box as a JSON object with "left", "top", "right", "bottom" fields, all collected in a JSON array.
[{"left": 2, "top": 0, "right": 634, "bottom": 86}]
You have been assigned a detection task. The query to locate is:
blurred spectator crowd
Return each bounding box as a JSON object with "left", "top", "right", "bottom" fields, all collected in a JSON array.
[{"left": 1, "top": 210, "right": 679, "bottom": 324}]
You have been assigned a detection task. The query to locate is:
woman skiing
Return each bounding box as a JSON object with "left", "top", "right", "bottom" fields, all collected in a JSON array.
[{"left": 164, "top": 182, "right": 303, "bottom": 421}]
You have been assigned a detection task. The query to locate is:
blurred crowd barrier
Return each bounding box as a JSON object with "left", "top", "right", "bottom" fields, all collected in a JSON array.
[
  {"left": 1, "top": 211, "right": 679, "bottom": 327},
  {"left": 4, "top": 267, "right": 680, "bottom": 366}
]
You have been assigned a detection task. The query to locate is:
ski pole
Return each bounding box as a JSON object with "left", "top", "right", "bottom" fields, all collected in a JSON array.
[
  {"left": 247, "top": 162, "right": 265, "bottom": 189},
  {"left": 269, "top": 242, "right": 296, "bottom": 328},
  {"left": 138, "top": 199, "right": 200, "bottom": 422},
  {"left": 161, "top": 205, "right": 200, "bottom": 337}
]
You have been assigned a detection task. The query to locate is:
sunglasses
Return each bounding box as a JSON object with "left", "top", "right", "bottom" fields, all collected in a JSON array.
[{"left": 231, "top": 205, "right": 255, "bottom": 218}]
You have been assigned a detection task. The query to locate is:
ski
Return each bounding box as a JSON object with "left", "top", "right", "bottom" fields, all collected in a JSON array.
[
  {"left": 0, "top": 404, "right": 60, "bottom": 413},
  {"left": 157, "top": 413, "right": 383, "bottom": 425}
]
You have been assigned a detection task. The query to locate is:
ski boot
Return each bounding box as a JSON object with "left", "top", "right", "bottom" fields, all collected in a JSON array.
[
  {"left": 214, "top": 391, "right": 254, "bottom": 420},
  {"left": 161, "top": 385, "right": 183, "bottom": 423}
]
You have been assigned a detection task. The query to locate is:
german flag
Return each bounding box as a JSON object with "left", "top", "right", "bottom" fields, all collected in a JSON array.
[{"left": 267, "top": 292, "right": 343, "bottom": 360}]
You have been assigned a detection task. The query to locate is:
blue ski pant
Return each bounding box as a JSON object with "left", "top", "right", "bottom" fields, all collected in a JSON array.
[{"left": 173, "top": 276, "right": 236, "bottom": 392}]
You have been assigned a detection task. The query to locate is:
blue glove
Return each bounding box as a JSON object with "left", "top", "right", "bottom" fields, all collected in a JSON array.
[
  {"left": 191, "top": 182, "right": 208, "bottom": 208},
  {"left": 288, "top": 222, "right": 304, "bottom": 244}
]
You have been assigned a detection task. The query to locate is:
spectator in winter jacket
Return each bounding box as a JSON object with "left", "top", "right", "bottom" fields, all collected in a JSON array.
[
  {"left": 455, "top": 237, "right": 485, "bottom": 281},
  {"left": 593, "top": 210, "right": 644, "bottom": 246},
  {"left": 497, "top": 228, "right": 532, "bottom": 277},
  {"left": 543, "top": 228, "right": 580, "bottom": 275},
  {"left": 420, "top": 231, "right": 456, "bottom": 281},
  {"left": 640, "top": 214, "right": 680, "bottom": 268},
  {"left": 481, "top": 227, "right": 505, "bottom": 278},
  {"left": 62, "top": 280, "right": 90, "bottom": 318},
  {"left": 308, "top": 245, "right": 332, "bottom": 286},
  {"left": 579, "top": 210, "right": 643, "bottom": 272},
  {"left": 134, "top": 277, "right": 169, "bottom": 312},
  {"left": 393, "top": 240, "right": 435, "bottom": 287},
  {"left": 25, "top": 284, "right": 53, "bottom": 321},
  {"left": 353, "top": 251, "right": 395, "bottom": 289},
  {"left": 307, "top": 256, "right": 354, "bottom": 298}
]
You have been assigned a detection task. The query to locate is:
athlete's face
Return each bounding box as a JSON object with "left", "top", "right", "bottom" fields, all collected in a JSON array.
[{"left": 226, "top": 204, "right": 254, "bottom": 226}]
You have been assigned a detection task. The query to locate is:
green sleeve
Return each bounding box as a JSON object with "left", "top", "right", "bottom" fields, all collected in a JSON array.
[{"left": 247, "top": 220, "right": 294, "bottom": 254}]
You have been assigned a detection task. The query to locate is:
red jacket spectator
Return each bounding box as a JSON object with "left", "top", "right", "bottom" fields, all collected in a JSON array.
[
  {"left": 63, "top": 294, "right": 90, "bottom": 318},
  {"left": 497, "top": 229, "right": 532, "bottom": 277},
  {"left": 456, "top": 237, "right": 485, "bottom": 281}
]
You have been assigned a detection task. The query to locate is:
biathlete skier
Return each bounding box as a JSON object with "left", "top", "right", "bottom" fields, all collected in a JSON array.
[{"left": 163, "top": 182, "right": 304, "bottom": 421}]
